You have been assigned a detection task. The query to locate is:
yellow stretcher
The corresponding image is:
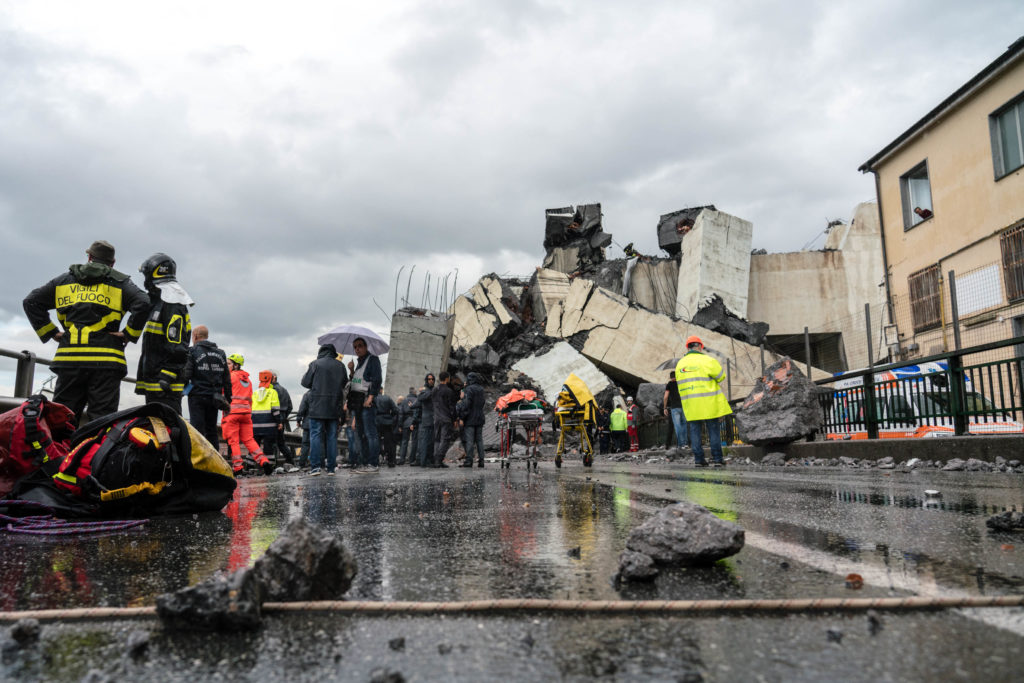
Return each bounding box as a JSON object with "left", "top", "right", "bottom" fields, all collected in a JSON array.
[{"left": 555, "top": 373, "right": 596, "bottom": 468}]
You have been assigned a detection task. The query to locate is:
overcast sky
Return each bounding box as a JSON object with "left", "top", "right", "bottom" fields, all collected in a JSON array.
[{"left": 1, "top": 1, "right": 1022, "bottom": 401}]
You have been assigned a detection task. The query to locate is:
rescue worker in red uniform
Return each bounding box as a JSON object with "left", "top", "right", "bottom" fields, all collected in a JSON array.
[
  {"left": 221, "top": 354, "right": 273, "bottom": 475},
  {"left": 626, "top": 396, "right": 640, "bottom": 452},
  {"left": 134, "top": 253, "right": 193, "bottom": 414},
  {"left": 23, "top": 240, "right": 150, "bottom": 425}
]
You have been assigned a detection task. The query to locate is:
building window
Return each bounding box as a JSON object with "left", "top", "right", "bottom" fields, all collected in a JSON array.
[
  {"left": 900, "top": 161, "right": 933, "bottom": 230},
  {"left": 1001, "top": 221, "right": 1024, "bottom": 301},
  {"left": 908, "top": 264, "right": 941, "bottom": 332},
  {"left": 991, "top": 93, "right": 1024, "bottom": 179}
]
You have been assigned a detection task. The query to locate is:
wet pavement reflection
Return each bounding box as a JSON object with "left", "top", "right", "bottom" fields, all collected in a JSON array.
[{"left": 2, "top": 462, "right": 1024, "bottom": 680}]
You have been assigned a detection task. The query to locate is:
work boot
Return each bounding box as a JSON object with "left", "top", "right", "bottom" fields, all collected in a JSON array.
[
  {"left": 460, "top": 460, "right": 474, "bottom": 468},
  {"left": 477, "top": 460, "right": 485, "bottom": 468},
  {"left": 255, "top": 454, "right": 274, "bottom": 475},
  {"left": 231, "top": 460, "right": 244, "bottom": 475},
  {"left": 694, "top": 460, "right": 709, "bottom": 468}
]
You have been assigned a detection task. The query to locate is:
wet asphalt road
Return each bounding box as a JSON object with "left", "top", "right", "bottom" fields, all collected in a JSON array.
[{"left": 2, "top": 457, "right": 1023, "bottom": 681}]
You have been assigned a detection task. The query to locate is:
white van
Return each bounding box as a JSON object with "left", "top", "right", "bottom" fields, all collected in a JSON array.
[{"left": 824, "top": 361, "right": 1023, "bottom": 439}]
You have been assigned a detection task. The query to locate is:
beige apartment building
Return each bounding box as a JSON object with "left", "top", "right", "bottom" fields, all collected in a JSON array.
[{"left": 860, "top": 37, "right": 1024, "bottom": 360}]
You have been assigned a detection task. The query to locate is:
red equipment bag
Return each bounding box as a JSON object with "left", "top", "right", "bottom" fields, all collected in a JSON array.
[{"left": 0, "top": 395, "right": 75, "bottom": 498}]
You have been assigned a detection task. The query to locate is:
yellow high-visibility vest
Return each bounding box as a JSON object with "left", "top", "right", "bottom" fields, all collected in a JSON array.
[{"left": 675, "top": 351, "right": 732, "bottom": 421}]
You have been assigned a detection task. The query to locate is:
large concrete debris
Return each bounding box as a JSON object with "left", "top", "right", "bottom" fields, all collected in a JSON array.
[
  {"left": 657, "top": 205, "right": 716, "bottom": 256},
  {"left": 156, "top": 518, "right": 357, "bottom": 631},
  {"left": 735, "top": 357, "right": 823, "bottom": 446},
  {"left": 384, "top": 307, "right": 455, "bottom": 399},
  {"left": 676, "top": 209, "right": 753, "bottom": 320},
  {"left": 156, "top": 567, "right": 265, "bottom": 632},
  {"left": 542, "top": 204, "right": 612, "bottom": 274},
  {"left": 617, "top": 502, "right": 745, "bottom": 582},
  {"left": 635, "top": 382, "right": 667, "bottom": 420},
  {"left": 253, "top": 517, "right": 357, "bottom": 602},
  {"left": 511, "top": 341, "right": 612, "bottom": 404},
  {"left": 451, "top": 274, "right": 525, "bottom": 351},
  {"left": 691, "top": 294, "right": 769, "bottom": 347}
]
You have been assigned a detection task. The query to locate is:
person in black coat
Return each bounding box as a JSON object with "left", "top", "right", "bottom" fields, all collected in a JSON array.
[
  {"left": 300, "top": 344, "right": 348, "bottom": 475},
  {"left": 397, "top": 389, "right": 418, "bottom": 465},
  {"left": 414, "top": 373, "right": 436, "bottom": 467},
  {"left": 432, "top": 371, "right": 457, "bottom": 468},
  {"left": 460, "top": 372, "right": 487, "bottom": 468},
  {"left": 374, "top": 393, "right": 399, "bottom": 467},
  {"left": 271, "top": 370, "right": 297, "bottom": 469}
]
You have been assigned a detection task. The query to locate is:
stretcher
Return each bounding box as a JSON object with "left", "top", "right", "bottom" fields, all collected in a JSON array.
[
  {"left": 497, "top": 405, "right": 544, "bottom": 470},
  {"left": 555, "top": 373, "right": 596, "bottom": 468}
]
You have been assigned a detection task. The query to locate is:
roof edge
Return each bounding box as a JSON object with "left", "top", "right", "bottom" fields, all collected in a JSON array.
[{"left": 859, "top": 36, "right": 1024, "bottom": 173}]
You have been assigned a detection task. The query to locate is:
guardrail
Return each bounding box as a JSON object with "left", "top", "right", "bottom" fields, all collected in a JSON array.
[
  {"left": 815, "top": 335, "right": 1024, "bottom": 439},
  {"left": 1, "top": 346, "right": 137, "bottom": 406}
]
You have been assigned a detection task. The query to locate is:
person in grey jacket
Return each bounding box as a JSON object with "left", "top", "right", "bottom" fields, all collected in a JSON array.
[{"left": 300, "top": 344, "right": 348, "bottom": 475}]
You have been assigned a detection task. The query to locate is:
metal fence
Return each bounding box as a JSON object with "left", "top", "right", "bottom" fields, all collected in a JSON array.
[{"left": 815, "top": 335, "right": 1024, "bottom": 439}]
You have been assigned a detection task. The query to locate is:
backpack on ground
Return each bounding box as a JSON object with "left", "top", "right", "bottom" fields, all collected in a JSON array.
[
  {"left": 0, "top": 395, "right": 74, "bottom": 498},
  {"left": 9, "top": 403, "right": 236, "bottom": 517}
]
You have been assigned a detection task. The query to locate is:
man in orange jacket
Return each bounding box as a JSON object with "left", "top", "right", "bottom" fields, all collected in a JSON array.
[{"left": 221, "top": 353, "right": 272, "bottom": 475}]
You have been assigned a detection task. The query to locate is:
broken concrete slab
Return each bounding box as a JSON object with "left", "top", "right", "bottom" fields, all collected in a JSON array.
[
  {"left": 691, "top": 294, "right": 768, "bottom": 347},
  {"left": 155, "top": 567, "right": 264, "bottom": 632},
  {"left": 452, "top": 296, "right": 497, "bottom": 350},
  {"left": 735, "top": 358, "right": 823, "bottom": 446},
  {"left": 557, "top": 278, "right": 595, "bottom": 337},
  {"left": 527, "top": 268, "right": 571, "bottom": 325},
  {"left": 511, "top": 341, "right": 612, "bottom": 404},
  {"left": 624, "top": 258, "right": 679, "bottom": 316},
  {"left": 253, "top": 517, "right": 357, "bottom": 602}
]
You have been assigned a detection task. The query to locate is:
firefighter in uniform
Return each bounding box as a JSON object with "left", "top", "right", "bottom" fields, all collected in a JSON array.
[
  {"left": 23, "top": 240, "right": 150, "bottom": 425},
  {"left": 134, "top": 253, "right": 193, "bottom": 414},
  {"left": 675, "top": 335, "right": 732, "bottom": 467}
]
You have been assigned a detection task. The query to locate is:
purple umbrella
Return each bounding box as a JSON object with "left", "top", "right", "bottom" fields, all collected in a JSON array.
[{"left": 317, "top": 324, "right": 390, "bottom": 356}]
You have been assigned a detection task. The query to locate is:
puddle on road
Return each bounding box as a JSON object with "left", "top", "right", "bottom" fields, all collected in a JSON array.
[{"left": 1, "top": 468, "right": 1022, "bottom": 614}]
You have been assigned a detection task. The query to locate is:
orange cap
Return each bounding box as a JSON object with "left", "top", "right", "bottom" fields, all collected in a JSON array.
[{"left": 685, "top": 335, "right": 704, "bottom": 348}]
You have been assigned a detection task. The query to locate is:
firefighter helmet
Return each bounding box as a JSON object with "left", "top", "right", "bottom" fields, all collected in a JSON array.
[{"left": 139, "top": 253, "right": 177, "bottom": 289}]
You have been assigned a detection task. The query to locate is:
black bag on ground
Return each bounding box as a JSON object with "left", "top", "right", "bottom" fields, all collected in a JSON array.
[{"left": 9, "top": 403, "right": 236, "bottom": 518}]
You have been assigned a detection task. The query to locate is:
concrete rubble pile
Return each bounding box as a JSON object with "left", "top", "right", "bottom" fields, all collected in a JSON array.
[
  {"left": 735, "top": 357, "right": 823, "bottom": 446},
  {"left": 445, "top": 204, "right": 819, "bottom": 412},
  {"left": 156, "top": 517, "right": 357, "bottom": 631},
  {"left": 616, "top": 502, "right": 745, "bottom": 582}
]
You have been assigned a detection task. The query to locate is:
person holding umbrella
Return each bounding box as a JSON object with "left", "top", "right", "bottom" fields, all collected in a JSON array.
[
  {"left": 346, "top": 337, "right": 383, "bottom": 472},
  {"left": 315, "top": 324, "right": 389, "bottom": 473}
]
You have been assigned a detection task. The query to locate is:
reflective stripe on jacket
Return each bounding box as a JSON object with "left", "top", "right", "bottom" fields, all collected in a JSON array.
[
  {"left": 135, "top": 301, "right": 191, "bottom": 397},
  {"left": 229, "top": 369, "right": 254, "bottom": 414},
  {"left": 23, "top": 265, "right": 150, "bottom": 371},
  {"left": 251, "top": 386, "right": 281, "bottom": 435},
  {"left": 675, "top": 350, "right": 732, "bottom": 421}
]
